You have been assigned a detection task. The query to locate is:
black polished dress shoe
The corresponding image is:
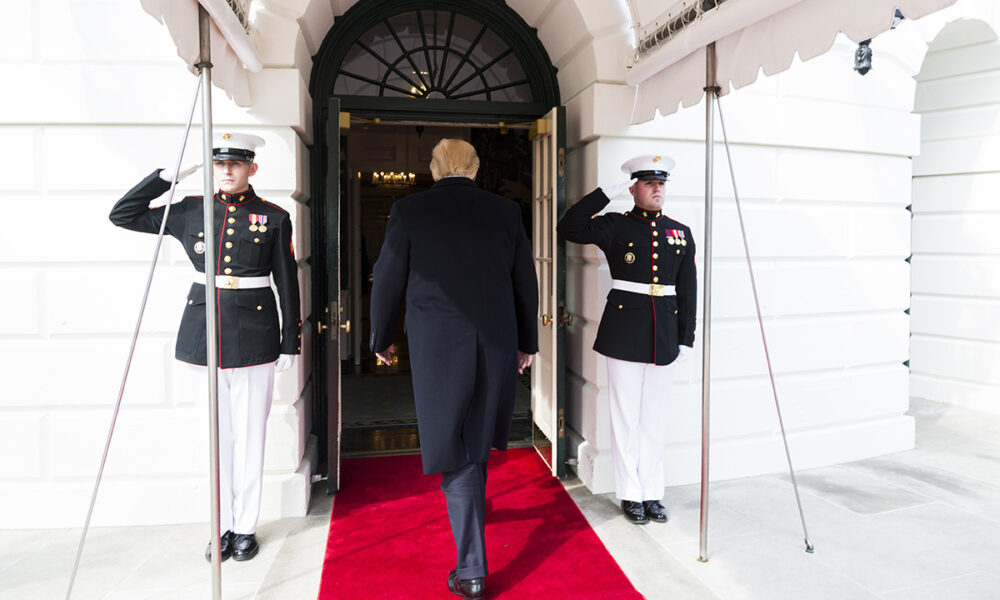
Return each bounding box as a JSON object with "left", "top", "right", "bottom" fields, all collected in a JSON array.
[
  {"left": 621, "top": 500, "right": 648, "bottom": 524},
  {"left": 447, "top": 569, "right": 485, "bottom": 599},
  {"left": 643, "top": 500, "right": 669, "bottom": 523},
  {"left": 231, "top": 533, "right": 259, "bottom": 561},
  {"left": 204, "top": 530, "right": 233, "bottom": 562}
]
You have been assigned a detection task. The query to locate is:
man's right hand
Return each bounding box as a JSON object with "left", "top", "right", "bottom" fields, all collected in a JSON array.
[
  {"left": 376, "top": 344, "right": 395, "bottom": 366},
  {"left": 159, "top": 163, "right": 202, "bottom": 184},
  {"left": 600, "top": 179, "right": 637, "bottom": 200}
]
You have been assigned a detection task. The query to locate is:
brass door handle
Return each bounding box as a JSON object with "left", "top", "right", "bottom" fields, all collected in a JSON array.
[
  {"left": 560, "top": 312, "right": 573, "bottom": 327},
  {"left": 542, "top": 313, "right": 552, "bottom": 326},
  {"left": 317, "top": 321, "right": 329, "bottom": 334},
  {"left": 340, "top": 320, "right": 351, "bottom": 333}
]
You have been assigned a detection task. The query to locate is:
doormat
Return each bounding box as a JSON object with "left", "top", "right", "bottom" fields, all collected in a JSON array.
[{"left": 318, "top": 448, "right": 642, "bottom": 599}]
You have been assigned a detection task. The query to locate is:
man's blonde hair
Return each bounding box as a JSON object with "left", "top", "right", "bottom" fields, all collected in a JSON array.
[{"left": 429, "top": 138, "right": 480, "bottom": 179}]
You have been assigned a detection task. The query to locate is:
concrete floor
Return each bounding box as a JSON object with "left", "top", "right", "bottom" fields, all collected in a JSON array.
[{"left": 2, "top": 398, "right": 998, "bottom": 599}]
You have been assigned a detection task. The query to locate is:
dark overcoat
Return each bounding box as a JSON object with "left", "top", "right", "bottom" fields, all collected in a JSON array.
[
  {"left": 369, "top": 177, "right": 539, "bottom": 474},
  {"left": 557, "top": 188, "right": 696, "bottom": 365},
  {"left": 110, "top": 170, "right": 301, "bottom": 368}
]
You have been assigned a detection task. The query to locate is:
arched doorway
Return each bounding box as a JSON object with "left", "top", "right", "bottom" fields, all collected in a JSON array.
[
  {"left": 308, "top": 0, "right": 562, "bottom": 491},
  {"left": 910, "top": 18, "right": 1000, "bottom": 415}
]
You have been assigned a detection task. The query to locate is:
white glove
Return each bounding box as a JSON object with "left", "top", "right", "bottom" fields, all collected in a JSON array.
[
  {"left": 677, "top": 346, "right": 692, "bottom": 362},
  {"left": 600, "top": 179, "right": 637, "bottom": 200},
  {"left": 275, "top": 354, "right": 295, "bottom": 372},
  {"left": 159, "top": 163, "right": 202, "bottom": 183}
]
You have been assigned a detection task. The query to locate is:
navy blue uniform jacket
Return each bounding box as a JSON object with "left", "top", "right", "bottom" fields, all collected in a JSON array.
[
  {"left": 557, "top": 188, "right": 696, "bottom": 365},
  {"left": 369, "top": 177, "right": 539, "bottom": 474},
  {"left": 110, "top": 171, "right": 301, "bottom": 368}
]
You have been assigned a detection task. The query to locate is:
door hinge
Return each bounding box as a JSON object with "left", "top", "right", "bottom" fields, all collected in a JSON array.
[
  {"left": 530, "top": 117, "right": 550, "bottom": 140},
  {"left": 558, "top": 408, "right": 565, "bottom": 438},
  {"left": 339, "top": 111, "right": 351, "bottom": 131},
  {"left": 558, "top": 147, "right": 565, "bottom": 178}
]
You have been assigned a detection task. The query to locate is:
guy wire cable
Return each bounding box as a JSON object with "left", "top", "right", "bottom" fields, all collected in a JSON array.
[
  {"left": 65, "top": 76, "right": 203, "bottom": 600},
  {"left": 716, "top": 97, "right": 815, "bottom": 554}
]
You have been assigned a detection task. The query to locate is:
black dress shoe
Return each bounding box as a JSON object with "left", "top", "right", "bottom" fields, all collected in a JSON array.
[
  {"left": 643, "top": 500, "right": 669, "bottom": 523},
  {"left": 231, "top": 533, "right": 259, "bottom": 562},
  {"left": 447, "top": 569, "right": 485, "bottom": 599},
  {"left": 204, "top": 530, "right": 233, "bottom": 562},
  {"left": 621, "top": 500, "right": 648, "bottom": 524}
]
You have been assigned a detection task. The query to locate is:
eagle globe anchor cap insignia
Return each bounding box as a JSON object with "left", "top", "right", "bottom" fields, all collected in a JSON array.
[{"left": 621, "top": 154, "right": 675, "bottom": 181}]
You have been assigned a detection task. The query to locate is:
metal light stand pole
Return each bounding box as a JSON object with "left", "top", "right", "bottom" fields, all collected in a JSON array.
[
  {"left": 196, "top": 5, "right": 223, "bottom": 599},
  {"left": 698, "top": 41, "right": 719, "bottom": 564}
]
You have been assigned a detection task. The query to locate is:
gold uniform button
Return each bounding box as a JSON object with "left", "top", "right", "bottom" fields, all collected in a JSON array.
[
  {"left": 677, "top": 249, "right": 681, "bottom": 254},
  {"left": 653, "top": 276, "right": 659, "bottom": 283},
  {"left": 228, "top": 217, "right": 235, "bottom": 224},
  {"left": 224, "top": 256, "right": 232, "bottom": 263},
  {"left": 257, "top": 305, "right": 263, "bottom": 311},
  {"left": 653, "top": 231, "right": 659, "bottom": 237},
  {"left": 651, "top": 222, "right": 656, "bottom": 228},
  {"left": 652, "top": 265, "right": 658, "bottom": 271},
  {"left": 225, "top": 242, "right": 233, "bottom": 249},
  {"left": 674, "top": 310, "right": 679, "bottom": 315},
  {"left": 628, "top": 242, "right": 634, "bottom": 247},
  {"left": 198, "top": 232, "right": 204, "bottom": 238},
  {"left": 227, "top": 228, "right": 235, "bottom": 235},
  {"left": 653, "top": 241, "right": 659, "bottom": 247},
  {"left": 653, "top": 253, "right": 659, "bottom": 259},
  {"left": 188, "top": 299, "right": 194, "bottom": 305},
  {"left": 618, "top": 305, "right": 623, "bottom": 309},
  {"left": 254, "top": 238, "right": 260, "bottom": 243},
  {"left": 224, "top": 267, "right": 232, "bottom": 274},
  {"left": 228, "top": 206, "right": 236, "bottom": 213}
]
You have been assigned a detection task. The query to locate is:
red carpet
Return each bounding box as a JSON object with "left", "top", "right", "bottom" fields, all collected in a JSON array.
[{"left": 318, "top": 448, "right": 642, "bottom": 599}]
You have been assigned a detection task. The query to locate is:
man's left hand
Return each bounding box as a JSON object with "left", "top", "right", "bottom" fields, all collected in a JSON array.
[
  {"left": 517, "top": 351, "right": 533, "bottom": 374},
  {"left": 275, "top": 354, "right": 296, "bottom": 372}
]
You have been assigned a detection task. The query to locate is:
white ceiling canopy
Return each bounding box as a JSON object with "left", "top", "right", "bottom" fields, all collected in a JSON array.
[
  {"left": 141, "top": 0, "right": 262, "bottom": 106},
  {"left": 627, "top": 0, "right": 959, "bottom": 123}
]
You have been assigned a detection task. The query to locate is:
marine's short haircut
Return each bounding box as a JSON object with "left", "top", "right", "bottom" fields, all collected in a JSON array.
[{"left": 429, "top": 138, "right": 480, "bottom": 179}]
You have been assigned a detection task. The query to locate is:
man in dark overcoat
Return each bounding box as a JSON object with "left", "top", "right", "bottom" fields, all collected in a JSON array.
[{"left": 369, "top": 138, "right": 538, "bottom": 599}]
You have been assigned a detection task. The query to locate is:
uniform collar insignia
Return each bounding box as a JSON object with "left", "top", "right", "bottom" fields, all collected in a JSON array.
[
  {"left": 216, "top": 185, "right": 257, "bottom": 205},
  {"left": 629, "top": 206, "right": 663, "bottom": 221}
]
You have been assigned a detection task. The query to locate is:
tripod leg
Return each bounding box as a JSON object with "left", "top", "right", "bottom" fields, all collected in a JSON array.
[
  {"left": 64, "top": 76, "right": 203, "bottom": 600},
  {"left": 716, "top": 98, "right": 815, "bottom": 554}
]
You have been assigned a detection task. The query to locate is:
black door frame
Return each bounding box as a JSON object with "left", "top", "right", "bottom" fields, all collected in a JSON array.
[{"left": 308, "top": 0, "right": 561, "bottom": 486}]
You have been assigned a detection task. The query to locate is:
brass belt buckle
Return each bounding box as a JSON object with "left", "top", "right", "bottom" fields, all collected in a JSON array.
[
  {"left": 649, "top": 283, "right": 665, "bottom": 296},
  {"left": 219, "top": 275, "right": 239, "bottom": 289}
]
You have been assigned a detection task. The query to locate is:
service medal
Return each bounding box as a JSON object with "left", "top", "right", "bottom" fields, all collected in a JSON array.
[
  {"left": 624, "top": 252, "right": 636, "bottom": 264},
  {"left": 194, "top": 241, "right": 206, "bottom": 254},
  {"left": 258, "top": 214, "right": 268, "bottom": 233},
  {"left": 249, "top": 214, "right": 260, "bottom": 232}
]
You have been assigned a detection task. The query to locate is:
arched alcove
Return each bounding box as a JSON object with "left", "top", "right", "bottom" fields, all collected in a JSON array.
[{"left": 910, "top": 17, "right": 1000, "bottom": 415}]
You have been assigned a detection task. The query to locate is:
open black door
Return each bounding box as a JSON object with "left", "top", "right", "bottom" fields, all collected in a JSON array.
[{"left": 323, "top": 98, "right": 342, "bottom": 494}]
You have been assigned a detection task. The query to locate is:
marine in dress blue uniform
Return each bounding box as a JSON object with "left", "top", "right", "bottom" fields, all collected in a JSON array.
[
  {"left": 557, "top": 155, "right": 696, "bottom": 524},
  {"left": 109, "top": 133, "right": 301, "bottom": 561}
]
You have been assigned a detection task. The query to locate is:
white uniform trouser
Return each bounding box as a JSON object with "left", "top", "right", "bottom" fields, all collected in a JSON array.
[
  {"left": 184, "top": 362, "right": 274, "bottom": 535},
  {"left": 606, "top": 356, "right": 676, "bottom": 502}
]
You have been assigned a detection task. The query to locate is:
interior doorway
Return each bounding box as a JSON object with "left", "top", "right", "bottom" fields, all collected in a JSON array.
[{"left": 338, "top": 120, "right": 536, "bottom": 455}]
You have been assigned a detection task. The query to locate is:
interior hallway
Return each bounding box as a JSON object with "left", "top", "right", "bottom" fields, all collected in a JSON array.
[{"left": 2, "top": 397, "right": 997, "bottom": 599}]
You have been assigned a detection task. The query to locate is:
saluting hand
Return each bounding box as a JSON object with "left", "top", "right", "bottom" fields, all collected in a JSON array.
[
  {"left": 600, "top": 178, "right": 637, "bottom": 200},
  {"left": 376, "top": 344, "right": 395, "bottom": 366},
  {"left": 517, "top": 351, "right": 533, "bottom": 374},
  {"left": 159, "top": 163, "right": 203, "bottom": 184}
]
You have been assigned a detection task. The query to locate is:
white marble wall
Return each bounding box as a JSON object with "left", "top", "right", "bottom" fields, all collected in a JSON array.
[
  {"left": 0, "top": 0, "right": 315, "bottom": 527},
  {"left": 548, "top": 7, "right": 928, "bottom": 492},
  {"left": 911, "top": 15, "right": 1000, "bottom": 415}
]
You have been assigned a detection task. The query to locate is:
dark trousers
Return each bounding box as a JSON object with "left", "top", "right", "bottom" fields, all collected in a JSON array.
[{"left": 441, "top": 461, "right": 488, "bottom": 579}]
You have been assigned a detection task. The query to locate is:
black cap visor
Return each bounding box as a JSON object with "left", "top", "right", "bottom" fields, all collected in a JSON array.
[
  {"left": 630, "top": 169, "right": 670, "bottom": 181},
  {"left": 213, "top": 147, "right": 255, "bottom": 162}
]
